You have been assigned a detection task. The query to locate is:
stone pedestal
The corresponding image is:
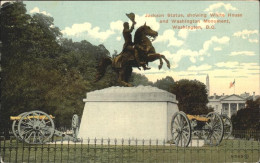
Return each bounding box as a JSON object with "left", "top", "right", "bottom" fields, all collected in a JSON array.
[{"left": 78, "top": 86, "right": 178, "bottom": 144}]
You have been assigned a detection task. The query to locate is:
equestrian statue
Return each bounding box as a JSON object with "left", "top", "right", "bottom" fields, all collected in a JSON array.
[{"left": 95, "top": 13, "right": 171, "bottom": 87}]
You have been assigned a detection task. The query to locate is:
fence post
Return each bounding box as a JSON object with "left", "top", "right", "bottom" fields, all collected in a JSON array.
[
  {"left": 250, "top": 138, "right": 253, "bottom": 162},
  {"left": 94, "top": 137, "right": 97, "bottom": 162},
  {"left": 156, "top": 139, "right": 158, "bottom": 162},
  {"left": 163, "top": 139, "right": 165, "bottom": 162},
  {"left": 80, "top": 138, "right": 83, "bottom": 163},
  {"left": 0, "top": 136, "right": 2, "bottom": 162},
  {"left": 34, "top": 143, "right": 37, "bottom": 162},
  {"left": 257, "top": 138, "right": 260, "bottom": 162},
  {"left": 149, "top": 139, "right": 152, "bottom": 162},
  {"left": 128, "top": 138, "right": 131, "bottom": 162},
  {"left": 9, "top": 136, "right": 12, "bottom": 162},
  {"left": 121, "top": 138, "right": 124, "bottom": 163},
  {"left": 53, "top": 140, "right": 57, "bottom": 163},
  {"left": 61, "top": 137, "right": 63, "bottom": 163},
  {"left": 28, "top": 140, "right": 31, "bottom": 163},
  {"left": 108, "top": 138, "right": 110, "bottom": 162},
  {"left": 87, "top": 137, "right": 90, "bottom": 161},
  {"left": 101, "top": 138, "right": 103, "bottom": 163},
  {"left": 142, "top": 139, "right": 145, "bottom": 162},
  {"left": 197, "top": 139, "right": 199, "bottom": 162},
  {"left": 74, "top": 140, "right": 76, "bottom": 163},
  {"left": 224, "top": 137, "right": 227, "bottom": 162},
  {"left": 114, "top": 138, "right": 117, "bottom": 162},
  {"left": 15, "top": 137, "right": 18, "bottom": 163},
  {"left": 40, "top": 141, "right": 44, "bottom": 163},
  {"left": 135, "top": 138, "right": 138, "bottom": 162}
]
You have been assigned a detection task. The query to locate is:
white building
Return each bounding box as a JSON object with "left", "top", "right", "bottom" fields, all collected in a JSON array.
[
  {"left": 208, "top": 94, "right": 246, "bottom": 118},
  {"left": 206, "top": 75, "right": 259, "bottom": 117}
]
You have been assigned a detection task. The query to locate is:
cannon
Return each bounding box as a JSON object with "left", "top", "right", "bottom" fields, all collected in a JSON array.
[
  {"left": 10, "top": 110, "right": 80, "bottom": 144},
  {"left": 171, "top": 111, "right": 232, "bottom": 147},
  {"left": 221, "top": 114, "right": 233, "bottom": 139}
]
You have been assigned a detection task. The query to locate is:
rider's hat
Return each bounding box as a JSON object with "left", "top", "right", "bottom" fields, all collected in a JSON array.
[{"left": 126, "top": 13, "right": 135, "bottom": 23}]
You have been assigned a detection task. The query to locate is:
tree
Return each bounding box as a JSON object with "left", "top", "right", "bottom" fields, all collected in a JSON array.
[
  {"left": 0, "top": 2, "right": 117, "bottom": 132},
  {"left": 153, "top": 76, "right": 174, "bottom": 92},
  {"left": 170, "top": 79, "right": 210, "bottom": 115},
  {"left": 231, "top": 97, "right": 260, "bottom": 131},
  {"left": 129, "top": 72, "right": 153, "bottom": 86}
]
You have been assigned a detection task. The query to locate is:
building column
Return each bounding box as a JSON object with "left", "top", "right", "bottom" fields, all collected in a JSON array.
[
  {"left": 228, "top": 103, "right": 231, "bottom": 118},
  {"left": 237, "top": 103, "right": 239, "bottom": 112}
]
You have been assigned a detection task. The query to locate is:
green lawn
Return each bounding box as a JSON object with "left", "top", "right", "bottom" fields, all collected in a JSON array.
[{"left": 0, "top": 139, "right": 259, "bottom": 162}]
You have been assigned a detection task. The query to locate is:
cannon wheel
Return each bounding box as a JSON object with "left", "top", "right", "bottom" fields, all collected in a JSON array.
[
  {"left": 171, "top": 111, "right": 192, "bottom": 147},
  {"left": 221, "top": 114, "right": 233, "bottom": 139},
  {"left": 205, "top": 112, "right": 224, "bottom": 146},
  {"left": 18, "top": 111, "right": 55, "bottom": 144},
  {"left": 12, "top": 112, "right": 27, "bottom": 140}
]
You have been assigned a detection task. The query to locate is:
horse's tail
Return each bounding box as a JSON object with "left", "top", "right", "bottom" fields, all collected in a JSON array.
[{"left": 95, "top": 57, "right": 113, "bottom": 82}]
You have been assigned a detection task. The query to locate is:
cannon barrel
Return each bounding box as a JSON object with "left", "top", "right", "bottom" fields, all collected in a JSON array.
[{"left": 10, "top": 115, "right": 55, "bottom": 121}]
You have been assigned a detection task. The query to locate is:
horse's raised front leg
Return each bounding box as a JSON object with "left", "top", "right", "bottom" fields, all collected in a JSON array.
[
  {"left": 160, "top": 55, "right": 171, "bottom": 69},
  {"left": 147, "top": 53, "right": 163, "bottom": 70}
]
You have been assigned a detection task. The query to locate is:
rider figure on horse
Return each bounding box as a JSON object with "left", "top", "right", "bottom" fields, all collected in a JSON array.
[{"left": 122, "top": 13, "right": 150, "bottom": 70}]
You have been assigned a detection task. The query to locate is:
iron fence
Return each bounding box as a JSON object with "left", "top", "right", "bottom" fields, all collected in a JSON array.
[{"left": 0, "top": 130, "right": 259, "bottom": 163}]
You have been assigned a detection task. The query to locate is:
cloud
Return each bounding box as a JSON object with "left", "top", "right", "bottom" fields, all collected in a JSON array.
[
  {"left": 140, "top": 61, "right": 259, "bottom": 95},
  {"left": 61, "top": 21, "right": 122, "bottom": 42},
  {"left": 160, "top": 51, "right": 181, "bottom": 68},
  {"left": 154, "top": 29, "right": 184, "bottom": 47},
  {"left": 214, "top": 47, "right": 222, "bottom": 51},
  {"left": 190, "top": 57, "right": 196, "bottom": 63},
  {"left": 61, "top": 13, "right": 160, "bottom": 43},
  {"left": 30, "top": 7, "right": 51, "bottom": 16},
  {"left": 248, "top": 39, "right": 259, "bottom": 43},
  {"left": 230, "top": 51, "right": 255, "bottom": 56},
  {"left": 240, "top": 62, "right": 259, "bottom": 67},
  {"left": 178, "top": 29, "right": 188, "bottom": 39},
  {"left": 215, "top": 62, "right": 239, "bottom": 68},
  {"left": 204, "top": 2, "right": 238, "bottom": 12},
  {"left": 233, "top": 29, "right": 259, "bottom": 43},
  {"left": 110, "top": 20, "right": 124, "bottom": 32},
  {"left": 199, "top": 36, "right": 230, "bottom": 55},
  {"left": 157, "top": 36, "right": 229, "bottom": 67},
  {"left": 161, "top": 49, "right": 200, "bottom": 68},
  {"left": 233, "top": 29, "right": 258, "bottom": 37},
  {"left": 187, "top": 64, "right": 212, "bottom": 71},
  {"left": 116, "top": 36, "right": 121, "bottom": 41}
]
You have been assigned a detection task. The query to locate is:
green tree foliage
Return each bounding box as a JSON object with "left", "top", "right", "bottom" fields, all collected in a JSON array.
[
  {"left": 231, "top": 97, "right": 260, "bottom": 131},
  {"left": 0, "top": 2, "right": 117, "bottom": 131},
  {"left": 153, "top": 76, "right": 174, "bottom": 92},
  {"left": 129, "top": 73, "right": 153, "bottom": 86},
  {"left": 170, "top": 79, "right": 211, "bottom": 115}
]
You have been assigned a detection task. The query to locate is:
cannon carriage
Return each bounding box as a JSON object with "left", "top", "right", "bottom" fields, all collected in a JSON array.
[
  {"left": 10, "top": 110, "right": 80, "bottom": 144},
  {"left": 171, "top": 111, "right": 232, "bottom": 147},
  {"left": 11, "top": 109, "right": 232, "bottom": 146}
]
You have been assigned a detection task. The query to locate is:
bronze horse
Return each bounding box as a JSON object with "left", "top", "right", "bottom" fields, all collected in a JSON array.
[{"left": 95, "top": 23, "right": 171, "bottom": 87}]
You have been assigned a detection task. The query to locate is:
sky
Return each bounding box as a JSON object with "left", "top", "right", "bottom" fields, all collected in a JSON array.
[{"left": 5, "top": 1, "right": 260, "bottom": 96}]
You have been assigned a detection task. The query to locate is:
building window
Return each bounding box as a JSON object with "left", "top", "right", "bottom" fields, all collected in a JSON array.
[
  {"left": 222, "top": 103, "right": 229, "bottom": 115},
  {"left": 231, "top": 103, "right": 237, "bottom": 115}
]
